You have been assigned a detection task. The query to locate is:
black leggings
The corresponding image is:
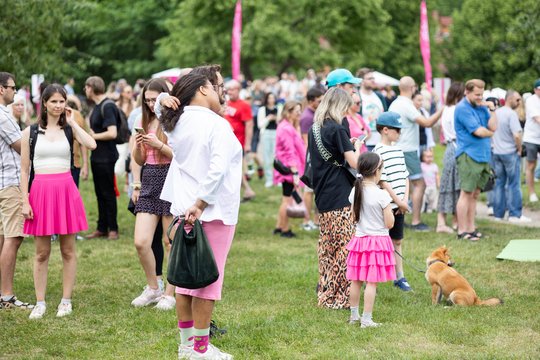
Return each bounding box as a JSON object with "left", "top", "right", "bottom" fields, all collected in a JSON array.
[{"left": 152, "top": 219, "right": 164, "bottom": 277}]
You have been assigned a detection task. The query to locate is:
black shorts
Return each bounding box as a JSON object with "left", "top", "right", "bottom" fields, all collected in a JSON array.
[
  {"left": 389, "top": 209, "right": 404, "bottom": 240},
  {"left": 282, "top": 182, "right": 294, "bottom": 197},
  {"left": 524, "top": 142, "right": 540, "bottom": 162}
]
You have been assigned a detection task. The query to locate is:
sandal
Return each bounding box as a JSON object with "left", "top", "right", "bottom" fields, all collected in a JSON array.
[
  {"left": 436, "top": 225, "right": 454, "bottom": 234},
  {"left": 457, "top": 232, "right": 480, "bottom": 242},
  {"left": 0, "top": 296, "right": 34, "bottom": 309},
  {"left": 471, "top": 230, "right": 483, "bottom": 238}
]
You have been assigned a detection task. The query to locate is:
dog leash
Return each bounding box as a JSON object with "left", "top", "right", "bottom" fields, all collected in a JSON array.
[{"left": 394, "top": 250, "right": 426, "bottom": 274}]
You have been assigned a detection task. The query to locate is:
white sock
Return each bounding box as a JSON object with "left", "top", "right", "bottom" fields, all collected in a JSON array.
[
  {"left": 61, "top": 298, "right": 71, "bottom": 305},
  {"left": 361, "top": 312, "right": 372, "bottom": 321},
  {"left": 36, "top": 301, "right": 46, "bottom": 307},
  {"left": 350, "top": 306, "right": 360, "bottom": 319}
]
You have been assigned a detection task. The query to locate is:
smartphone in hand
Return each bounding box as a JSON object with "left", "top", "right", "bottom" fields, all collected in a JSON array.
[{"left": 134, "top": 127, "right": 146, "bottom": 135}]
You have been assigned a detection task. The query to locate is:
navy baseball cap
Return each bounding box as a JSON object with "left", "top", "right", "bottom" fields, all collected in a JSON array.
[
  {"left": 376, "top": 111, "right": 402, "bottom": 128},
  {"left": 535, "top": 79, "right": 540, "bottom": 89},
  {"left": 326, "top": 69, "right": 361, "bottom": 87}
]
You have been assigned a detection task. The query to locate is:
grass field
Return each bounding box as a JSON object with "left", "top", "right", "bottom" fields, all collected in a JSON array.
[{"left": 2, "top": 146, "right": 540, "bottom": 359}]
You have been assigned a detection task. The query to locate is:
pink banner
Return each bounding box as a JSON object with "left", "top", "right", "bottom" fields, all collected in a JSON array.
[
  {"left": 232, "top": 1, "right": 242, "bottom": 80},
  {"left": 419, "top": 0, "right": 432, "bottom": 91}
]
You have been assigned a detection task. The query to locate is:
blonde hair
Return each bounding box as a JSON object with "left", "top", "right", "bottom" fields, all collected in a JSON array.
[
  {"left": 314, "top": 87, "right": 352, "bottom": 126},
  {"left": 280, "top": 100, "right": 301, "bottom": 121},
  {"left": 465, "top": 79, "right": 485, "bottom": 92}
]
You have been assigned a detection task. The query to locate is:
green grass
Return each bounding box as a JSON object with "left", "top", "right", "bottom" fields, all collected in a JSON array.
[{"left": 2, "top": 152, "right": 540, "bottom": 359}]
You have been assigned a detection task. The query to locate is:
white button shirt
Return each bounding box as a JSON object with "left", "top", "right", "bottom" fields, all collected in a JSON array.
[{"left": 160, "top": 106, "right": 243, "bottom": 225}]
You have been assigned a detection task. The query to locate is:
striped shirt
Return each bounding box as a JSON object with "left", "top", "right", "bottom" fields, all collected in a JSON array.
[
  {"left": 373, "top": 143, "right": 409, "bottom": 208},
  {"left": 0, "top": 105, "right": 21, "bottom": 190}
]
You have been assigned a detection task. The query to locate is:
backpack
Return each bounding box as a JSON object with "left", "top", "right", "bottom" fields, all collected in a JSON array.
[
  {"left": 28, "top": 123, "right": 74, "bottom": 190},
  {"left": 100, "top": 99, "right": 130, "bottom": 144}
]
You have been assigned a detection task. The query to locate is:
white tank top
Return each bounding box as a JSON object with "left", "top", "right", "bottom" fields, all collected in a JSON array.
[{"left": 33, "top": 133, "right": 71, "bottom": 171}]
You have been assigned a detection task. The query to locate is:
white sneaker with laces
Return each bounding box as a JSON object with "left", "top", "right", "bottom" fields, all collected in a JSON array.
[
  {"left": 508, "top": 215, "right": 532, "bottom": 223},
  {"left": 529, "top": 194, "right": 539, "bottom": 203},
  {"left": 190, "top": 343, "right": 233, "bottom": 360},
  {"left": 29, "top": 304, "right": 46, "bottom": 319},
  {"left": 178, "top": 344, "right": 192, "bottom": 359},
  {"left": 56, "top": 302, "right": 72, "bottom": 317},
  {"left": 131, "top": 286, "right": 162, "bottom": 307},
  {"left": 154, "top": 295, "right": 176, "bottom": 310},
  {"left": 360, "top": 319, "right": 381, "bottom": 328}
]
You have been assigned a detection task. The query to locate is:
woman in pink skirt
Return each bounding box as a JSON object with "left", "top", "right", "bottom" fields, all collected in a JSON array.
[
  {"left": 346, "top": 152, "right": 396, "bottom": 328},
  {"left": 20, "top": 84, "right": 96, "bottom": 319}
]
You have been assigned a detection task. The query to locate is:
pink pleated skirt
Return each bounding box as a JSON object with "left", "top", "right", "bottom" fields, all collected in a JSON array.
[
  {"left": 346, "top": 235, "right": 396, "bottom": 283},
  {"left": 24, "top": 172, "right": 88, "bottom": 236}
]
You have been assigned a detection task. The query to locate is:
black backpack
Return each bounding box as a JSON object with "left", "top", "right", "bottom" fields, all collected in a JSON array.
[
  {"left": 28, "top": 123, "right": 74, "bottom": 190},
  {"left": 100, "top": 99, "right": 131, "bottom": 144}
]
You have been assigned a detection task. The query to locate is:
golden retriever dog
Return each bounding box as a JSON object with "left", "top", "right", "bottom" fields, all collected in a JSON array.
[{"left": 425, "top": 246, "right": 503, "bottom": 306}]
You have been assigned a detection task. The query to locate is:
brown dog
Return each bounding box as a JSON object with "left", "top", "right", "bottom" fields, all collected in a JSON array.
[{"left": 425, "top": 246, "right": 503, "bottom": 306}]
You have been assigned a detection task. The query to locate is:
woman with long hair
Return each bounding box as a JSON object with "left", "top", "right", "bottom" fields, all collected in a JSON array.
[
  {"left": 21, "top": 84, "right": 96, "bottom": 319},
  {"left": 257, "top": 92, "right": 281, "bottom": 187},
  {"left": 160, "top": 72, "right": 241, "bottom": 360},
  {"left": 308, "top": 87, "right": 362, "bottom": 309},
  {"left": 436, "top": 82, "right": 465, "bottom": 233},
  {"left": 273, "top": 100, "right": 305, "bottom": 238},
  {"left": 130, "top": 78, "right": 176, "bottom": 310}
]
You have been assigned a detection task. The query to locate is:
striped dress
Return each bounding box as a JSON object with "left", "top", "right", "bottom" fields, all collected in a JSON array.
[{"left": 372, "top": 143, "right": 409, "bottom": 208}]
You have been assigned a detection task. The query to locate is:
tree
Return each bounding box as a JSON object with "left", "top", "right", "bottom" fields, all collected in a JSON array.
[
  {"left": 156, "top": 0, "right": 393, "bottom": 79},
  {"left": 442, "top": 0, "right": 540, "bottom": 92}
]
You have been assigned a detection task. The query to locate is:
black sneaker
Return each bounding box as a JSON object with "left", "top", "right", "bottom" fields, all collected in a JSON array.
[
  {"left": 273, "top": 228, "right": 282, "bottom": 235},
  {"left": 209, "top": 320, "right": 227, "bottom": 338},
  {"left": 410, "top": 223, "right": 430, "bottom": 232},
  {"left": 280, "top": 230, "right": 296, "bottom": 238}
]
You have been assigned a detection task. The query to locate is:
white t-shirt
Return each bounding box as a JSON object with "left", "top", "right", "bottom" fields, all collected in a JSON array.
[
  {"left": 349, "top": 184, "right": 392, "bottom": 237},
  {"left": 361, "top": 91, "right": 385, "bottom": 146},
  {"left": 389, "top": 96, "right": 422, "bottom": 152},
  {"left": 373, "top": 143, "right": 409, "bottom": 208},
  {"left": 523, "top": 94, "right": 540, "bottom": 145},
  {"left": 440, "top": 105, "right": 456, "bottom": 142}
]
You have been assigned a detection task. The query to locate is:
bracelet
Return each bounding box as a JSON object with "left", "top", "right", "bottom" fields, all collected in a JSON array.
[
  {"left": 131, "top": 182, "right": 141, "bottom": 190},
  {"left": 293, "top": 172, "right": 299, "bottom": 175},
  {"left": 159, "top": 143, "right": 164, "bottom": 151}
]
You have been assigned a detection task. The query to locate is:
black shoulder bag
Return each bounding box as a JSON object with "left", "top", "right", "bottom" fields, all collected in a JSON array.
[{"left": 167, "top": 217, "right": 219, "bottom": 289}]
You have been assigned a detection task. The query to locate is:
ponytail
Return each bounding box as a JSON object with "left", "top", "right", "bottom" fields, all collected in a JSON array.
[
  {"left": 352, "top": 152, "right": 383, "bottom": 222},
  {"left": 352, "top": 173, "right": 364, "bottom": 222}
]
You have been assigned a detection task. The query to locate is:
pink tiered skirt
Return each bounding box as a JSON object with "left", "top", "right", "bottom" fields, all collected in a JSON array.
[
  {"left": 24, "top": 172, "right": 88, "bottom": 236},
  {"left": 346, "top": 235, "right": 396, "bottom": 283}
]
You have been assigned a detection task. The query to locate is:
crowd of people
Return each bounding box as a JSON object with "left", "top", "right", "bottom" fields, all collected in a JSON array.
[{"left": 1, "top": 65, "right": 540, "bottom": 358}]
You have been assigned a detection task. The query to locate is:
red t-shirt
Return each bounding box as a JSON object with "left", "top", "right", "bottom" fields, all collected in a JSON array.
[{"left": 224, "top": 99, "right": 252, "bottom": 147}]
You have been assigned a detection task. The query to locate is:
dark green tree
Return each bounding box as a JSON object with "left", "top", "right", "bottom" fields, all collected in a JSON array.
[{"left": 443, "top": 0, "right": 540, "bottom": 92}]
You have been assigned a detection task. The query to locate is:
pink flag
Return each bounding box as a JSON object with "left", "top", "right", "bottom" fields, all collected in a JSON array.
[
  {"left": 419, "top": 0, "right": 432, "bottom": 91},
  {"left": 232, "top": 1, "right": 242, "bottom": 80}
]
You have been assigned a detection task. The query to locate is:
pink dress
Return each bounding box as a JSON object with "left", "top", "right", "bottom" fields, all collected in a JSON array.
[
  {"left": 273, "top": 119, "right": 305, "bottom": 185},
  {"left": 347, "top": 114, "right": 370, "bottom": 153}
]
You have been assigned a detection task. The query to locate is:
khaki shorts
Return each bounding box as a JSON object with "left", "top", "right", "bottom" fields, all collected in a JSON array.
[
  {"left": 0, "top": 186, "right": 24, "bottom": 238},
  {"left": 457, "top": 153, "right": 491, "bottom": 193}
]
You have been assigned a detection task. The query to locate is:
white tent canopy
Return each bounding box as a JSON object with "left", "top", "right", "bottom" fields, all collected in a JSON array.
[
  {"left": 373, "top": 71, "right": 400, "bottom": 87},
  {"left": 151, "top": 68, "right": 182, "bottom": 79}
]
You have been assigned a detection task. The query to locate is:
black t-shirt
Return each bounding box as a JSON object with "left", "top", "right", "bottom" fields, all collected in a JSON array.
[
  {"left": 308, "top": 119, "right": 355, "bottom": 212},
  {"left": 265, "top": 107, "right": 278, "bottom": 130},
  {"left": 90, "top": 99, "right": 119, "bottom": 163}
]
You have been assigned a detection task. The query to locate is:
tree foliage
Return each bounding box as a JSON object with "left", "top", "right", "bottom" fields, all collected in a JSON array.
[{"left": 443, "top": 0, "right": 540, "bottom": 92}]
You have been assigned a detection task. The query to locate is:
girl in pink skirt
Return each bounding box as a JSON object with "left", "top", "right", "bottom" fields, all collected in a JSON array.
[
  {"left": 20, "top": 84, "right": 96, "bottom": 319},
  {"left": 346, "top": 152, "right": 396, "bottom": 328}
]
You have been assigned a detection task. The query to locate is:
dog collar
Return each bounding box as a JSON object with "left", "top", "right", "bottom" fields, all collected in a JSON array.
[{"left": 427, "top": 259, "right": 451, "bottom": 267}]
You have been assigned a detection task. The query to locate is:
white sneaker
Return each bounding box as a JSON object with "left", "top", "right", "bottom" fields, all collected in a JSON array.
[
  {"left": 56, "top": 302, "right": 72, "bottom": 317},
  {"left": 190, "top": 343, "right": 233, "bottom": 360},
  {"left": 131, "top": 286, "right": 162, "bottom": 307},
  {"left": 178, "top": 344, "right": 192, "bottom": 359},
  {"left": 529, "top": 194, "right": 539, "bottom": 203},
  {"left": 487, "top": 207, "right": 494, "bottom": 216},
  {"left": 29, "top": 304, "right": 46, "bottom": 319},
  {"left": 508, "top": 215, "right": 532, "bottom": 223},
  {"left": 360, "top": 319, "right": 381, "bottom": 328},
  {"left": 154, "top": 295, "right": 176, "bottom": 310}
]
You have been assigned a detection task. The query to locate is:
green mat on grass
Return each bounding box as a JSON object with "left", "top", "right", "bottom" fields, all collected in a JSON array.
[{"left": 496, "top": 240, "right": 540, "bottom": 262}]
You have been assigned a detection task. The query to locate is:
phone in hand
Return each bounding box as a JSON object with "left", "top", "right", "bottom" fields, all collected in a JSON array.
[
  {"left": 357, "top": 134, "right": 367, "bottom": 143},
  {"left": 134, "top": 127, "right": 146, "bottom": 135}
]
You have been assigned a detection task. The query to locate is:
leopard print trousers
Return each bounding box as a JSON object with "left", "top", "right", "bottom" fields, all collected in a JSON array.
[{"left": 317, "top": 206, "right": 354, "bottom": 309}]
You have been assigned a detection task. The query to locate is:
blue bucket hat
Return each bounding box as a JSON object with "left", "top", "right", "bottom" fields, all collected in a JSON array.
[
  {"left": 326, "top": 69, "right": 362, "bottom": 88},
  {"left": 376, "top": 111, "right": 402, "bottom": 128}
]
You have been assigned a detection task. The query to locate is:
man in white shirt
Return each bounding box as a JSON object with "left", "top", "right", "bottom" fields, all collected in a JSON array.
[
  {"left": 0, "top": 72, "right": 33, "bottom": 309},
  {"left": 389, "top": 76, "right": 442, "bottom": 231},
  {"left": 523, "top": 79, "right": 540, "bottom": 202},
  {"left": 356, "top": 68, "right": 388, "bottom": 150}
]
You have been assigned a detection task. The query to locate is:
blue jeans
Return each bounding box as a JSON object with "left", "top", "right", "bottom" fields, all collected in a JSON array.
[{"left": 493, "top": 153, "right": 522, "bottom": 218}]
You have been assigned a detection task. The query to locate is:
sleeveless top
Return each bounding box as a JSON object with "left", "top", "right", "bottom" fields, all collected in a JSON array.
[
  {"left": 134, "top": 117, "right": 171, "bottom": 165},
  {"left": 33, "top": 132, "right": 71, "bottom": 171}
]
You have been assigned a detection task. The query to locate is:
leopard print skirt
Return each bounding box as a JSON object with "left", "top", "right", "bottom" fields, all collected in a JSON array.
[{"left": 317, "top": 206, "right": 354, "bottom": 309}]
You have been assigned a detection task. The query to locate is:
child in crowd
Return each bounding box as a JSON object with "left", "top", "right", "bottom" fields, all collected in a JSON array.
[
  {"left": 346, "top": 152, "right": 396, "bottom": 328},
  {"left": 421, "top": 149, "right": 440, "bottom": 213},
  {"left": 372, "top": 112, "right": 412, "bottom": 292}
]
